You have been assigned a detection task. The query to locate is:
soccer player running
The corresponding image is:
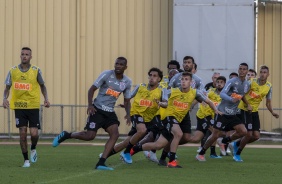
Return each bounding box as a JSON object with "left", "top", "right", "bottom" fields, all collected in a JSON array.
[
  {"left": 229, "top": 65, "right": 279, "bottom": 162},
  {"left": 196, "top": 63, "right": 251, "bottom": 161},
  {"left": 52, "top": 57, "right": 132, "bottom": 171},
  {"left": 111, "top": 67, "right": 166, "bottom": 164},
  {"left": 2, "top": 47, "right": 50, "bottom": 168},
  {"left": 132, "top": 72, "right": 220, "bottom": 168},
  {"left": 191, "top": 76, "right": 226, "bottom": 158}
]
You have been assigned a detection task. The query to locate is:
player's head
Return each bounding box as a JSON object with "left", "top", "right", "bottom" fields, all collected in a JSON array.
[
  {"left": 192, "top": 63, "right": 197, "bottom": 74},
  {"left": 148, "top": 67, "right": 163, "bottom": 86},
  {"left": 21, "top": 47, "right": 32, "bottom": 64},
  {"left": 212, "top": 72, "right": 220, "bottom": 84},
  {"left": 114, "top": 57, "right": 127, "bottom": 74},
  {"left": 181, "top": 72, "right": 192, "bottom": 89},
  {"left": 168, "top": 69, "right": 179, "bottom": 80},
  {"left": 216, "top": 76, "right": 226, "bottom": 91},
  {"left": 259, "top": 65, "right": 269, "bottom": 81},
  {"left": 167, "top": 60, "right": 180, "bottom": 73},
  {"left": 238, "top": 63, "right": 249, "bottom": 78},
  {"left": 247, "top": 69, "right": 257, "bottom": 80},
  {"left": 183, "top": 56, "right": 194, "bottom": 72},
  {"left": 229, "top": 72, "right": 238, "bottom": 79}
]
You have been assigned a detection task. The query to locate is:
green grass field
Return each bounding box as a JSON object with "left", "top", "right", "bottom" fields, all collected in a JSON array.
[{"left": 0, "top": 143, "right": 282, "bottom": 184}]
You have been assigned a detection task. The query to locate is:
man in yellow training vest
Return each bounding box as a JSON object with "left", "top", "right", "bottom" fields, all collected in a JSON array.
[
  {"left": 2, "top": 47, "right": 50, "bottom": 168},
  {"left": 132, "top": 72, "right": 220, "bottom": 168},
  {"left": 230, "top": 65, "right": 279, "bottom": 162}
]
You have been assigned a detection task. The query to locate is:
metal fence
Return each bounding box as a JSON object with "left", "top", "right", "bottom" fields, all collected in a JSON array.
[{"left": 0, "top": 105, "right": 281, "bottom": 138}]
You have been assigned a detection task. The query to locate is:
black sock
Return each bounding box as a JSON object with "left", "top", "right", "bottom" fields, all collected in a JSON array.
[
  {"left": 151, "top": 150, "right": 156, "bottom": 153},
  {"left": 236, "top": 148, "right": 243, "bottom": 155},
  {"left": 124, "top": 142, "right": 134, "bottom": 153},
  {"left": 222, "top": 136, "right": 232, "bottom": 144},
  {"left": 31, "top": 144, "right": 36, "bottom": 150},
  {"left": 96, "top": 158, "right": 106, "bottom": 167},
  {"left": 160, "top": 150, "right": 168, "bottom": 160},
  {"left": 107, "top": 149, "right": 117, "bottom": 158},
  {"left": 23, "top": 152, "right": 28, "bottom": 161},
  {"left": 236, "top": 140, "right": 241, "bottom": 147},
  {"left": 210, "top": 146, "right": 216, "bottom": 155},
  {"left": 169, "top": 152, "right": 176, "bottom": 162},
  {"left": 199, "top": 148, "right": 207, "bottom": 155},
  {"left": 133, "top": 144, "right": 143, "bottom": 153}
]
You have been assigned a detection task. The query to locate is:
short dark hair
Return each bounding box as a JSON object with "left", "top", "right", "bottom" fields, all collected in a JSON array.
[
  {"left": 248, "top": 69, "right": 257, "bottom": 76},
  {"left": 22, "top": 47, "right": 32, "bottom": 52},
  {"left": 148, "top": 67, "right": 163, "bottom": 80},
  {"left": 216, "top": 76, "right": 226, "bottom": 83},
  {"left": 116, "top": 57, "right": 127, "bottom": 65},
  {"left": 183, "top": 56, "right": 195, "bottom": 64},
  {"left": 167, "top": 60, "right": 180, "bottom": 69},
  {"left": 181, "top": 71, "right": 192, "bottom": 79},
  {"left": 229, "top": 72, "right": 238, "bottom": 78},
  {"left": 260, "top": 65, "right": 269, "bottom": 71},
  {"left": 240, "top": 62, "right": 249, "bottom": 69}
]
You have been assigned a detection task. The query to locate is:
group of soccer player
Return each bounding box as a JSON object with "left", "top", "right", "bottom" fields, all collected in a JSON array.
[{"left": 52, "top": 56, "right": 279, "bottom": 170}]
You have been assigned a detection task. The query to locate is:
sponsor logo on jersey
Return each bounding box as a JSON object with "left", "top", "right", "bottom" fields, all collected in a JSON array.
[
  {"left": 14, "top": 82, "right": 32, "bottom": 91},
  {"left": 14, "top": 102, "right": 28, "bottom": 108},
  {"left": 139, "top": 99, "right": 153, "bottom": 107},
  {"left": 249, "top": 90, "right": 260, "bottom": 99},
  {"left": 173, "top": 100, "right": 188, "bottom": 109},
  {"left": 105, "top": 88, "right": 120, "bottom": 98},
  {"left": 231, "top": 93, "right": 242, "bottom": 100}
]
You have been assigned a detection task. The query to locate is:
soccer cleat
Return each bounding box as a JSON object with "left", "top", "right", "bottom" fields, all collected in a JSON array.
[
  {"left": 167, "top": 160, "right": 182, "bottom": 168},
  {"left": 95, "top": 165, "right": 114, "bottom": 170},
  {"left": 52, "top": 131, "right": 69, "bottom": 147},
  {"left": 196, "top": 154, "right": 206, "bottom": 161},
  {"left": 120, "top": 151, "right": 132, "bottom": 164},
  {"left": 30, "top": 149, "right": 37, "bottom": 163},
  {"left": 210, "top": 154, "right": 222, "bottom": 159},
  {"left": 158, "top": 159, "right": 167, "bottom": 166},
  {"left": 231, "top": 142, "right": 239, "bottom": 156},
  {"left": 22, "top": 160, "right": 30, "bottom": 168},
  {"left": 148, "top": 151, "right": 159, "bottom": 163},
  {"left": 197, "top": 146, "right": 202, "bottom": 153},
  {"left": 143, "top": 151, "right": 150, "bottom": 158},
  {"left": 217, "top": 138, "right": 226, "bottom": 156},
  {"left": 233, "top": 155, "right": 243, "bottom": 162}
]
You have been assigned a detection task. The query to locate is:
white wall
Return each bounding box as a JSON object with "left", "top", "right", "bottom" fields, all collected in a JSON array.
[{"left": 173, "top": 0, "right": 255, "bottom": 85}]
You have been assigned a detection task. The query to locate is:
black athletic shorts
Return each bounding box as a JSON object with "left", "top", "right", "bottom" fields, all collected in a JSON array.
[
  {"left": 196, "top": 115, "right": 213, "bottom": 134},
  {"left": 14, "top": 109, "right": 40, "bottom": 129},
  {"left": 179, "top": 112, "right": 192, "bottom": 134},
  {"left": 127, "top": 115, "right": 162, "bottom": 136},
  {"left": 239, "top": 110, "right": 260, "bottom": 131},
  {"left": 213, "top": 114, "right": 243, "bottom": 131},
  {"left": 84, "top": 106, "right": 120, "bottom": 131}
]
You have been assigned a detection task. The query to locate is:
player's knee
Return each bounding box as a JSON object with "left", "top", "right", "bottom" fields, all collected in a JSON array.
[{"left": 239, "top": 128, "right": 247, "bottom": 137}]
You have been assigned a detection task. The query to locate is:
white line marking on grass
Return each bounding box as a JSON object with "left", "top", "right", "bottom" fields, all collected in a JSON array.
[{"left": 38, "top": 157, "right": 145, "bottom": 184}]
